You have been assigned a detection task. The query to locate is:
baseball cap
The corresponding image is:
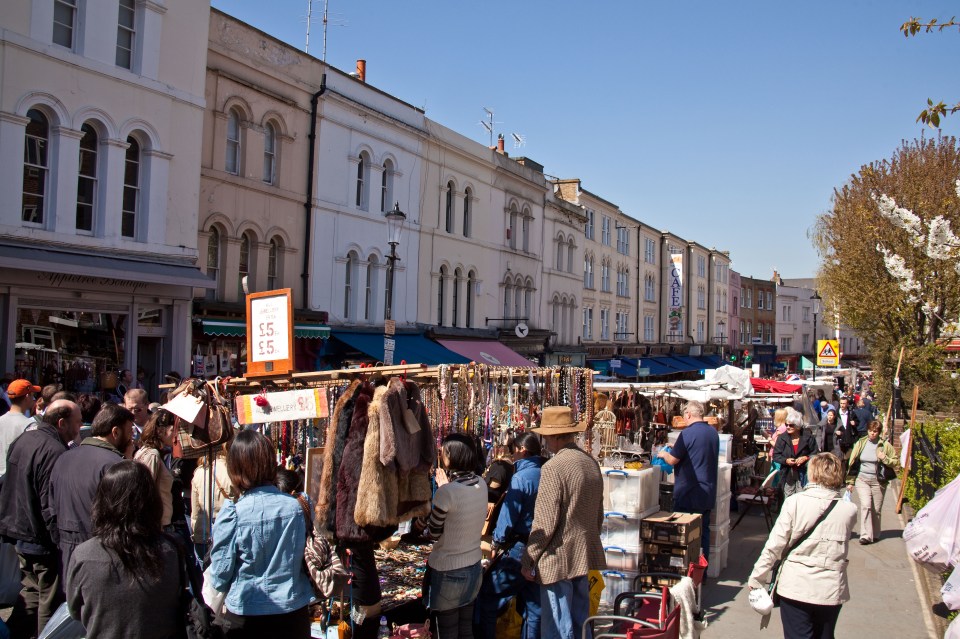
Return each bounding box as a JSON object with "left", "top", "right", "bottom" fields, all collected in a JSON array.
[{"left": 7, "top": 379, "right": 41, "bottom": 399}]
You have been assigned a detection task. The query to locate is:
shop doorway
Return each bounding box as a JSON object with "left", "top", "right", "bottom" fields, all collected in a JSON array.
[{"left": 137, "top": 337, "right": 163, "bottom": 403}]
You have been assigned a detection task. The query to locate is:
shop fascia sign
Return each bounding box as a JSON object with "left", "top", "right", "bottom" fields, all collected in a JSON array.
[
  {"left": 668, "top": 253, "right": 683, "bottom": 333},
  {"left": 235, "top": 387, "right": 329, "bottom": 424}
]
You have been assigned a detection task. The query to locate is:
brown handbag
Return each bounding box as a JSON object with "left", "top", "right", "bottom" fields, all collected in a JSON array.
[{"left": 170, "top": 378, "right": 234, "bottom": 459}]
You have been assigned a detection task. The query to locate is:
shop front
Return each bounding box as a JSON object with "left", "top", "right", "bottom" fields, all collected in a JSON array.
[{"left": 0, "top": 245, "right": 213, "bottom": 401}]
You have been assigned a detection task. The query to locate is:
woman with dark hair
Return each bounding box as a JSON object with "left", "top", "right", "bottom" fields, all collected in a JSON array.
[
  {"left": 415, "top": 432, "right": 488, "bottom": 638},
  {"left": 208, "top": 430, "right": 314, "bottom": 638},
  {"left": 66, "top": 461, "right": 181, "bottom": 638},
  {"left": 134, "top": 408, "right": 177, "bottom": 528}
]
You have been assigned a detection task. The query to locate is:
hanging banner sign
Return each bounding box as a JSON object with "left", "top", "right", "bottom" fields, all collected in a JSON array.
[
  {"left": 235, "top": 387, "right": 329, "bottom": 425},
  {"left": 668, "top": 253, "right": 684, "bottom": 335},
  {"left": 817, "top": 339, "right": 840, "bottom": 367}
]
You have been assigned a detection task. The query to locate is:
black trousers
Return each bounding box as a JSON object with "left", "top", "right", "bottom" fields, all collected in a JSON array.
[
  {"left": 779, "top": 596, "right": 842, "bottom": 639},
  {"left": 432, "top": 603, "right": 475, "bottom": 639},
  {"left": 7, "top": 551, "right": 65, "bottom": 639},
  {"left": 221, "top": 606, "right": 310, "bottom": 639}
]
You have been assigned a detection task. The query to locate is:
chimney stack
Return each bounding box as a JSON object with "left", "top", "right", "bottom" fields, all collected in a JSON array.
[
  {"left": 497, "top": 133, "right": 505, "bottom": 153},
  {"left": 356, "top": 59, "right": 366, "bottom": 83}
]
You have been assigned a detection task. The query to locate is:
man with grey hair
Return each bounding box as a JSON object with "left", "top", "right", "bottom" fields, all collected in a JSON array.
[
  {"left": 123, "top": 388, "right": 150, "bottom": 441},
  {"left": 658, "top": 400, "right": 719, "bottom": 560}
]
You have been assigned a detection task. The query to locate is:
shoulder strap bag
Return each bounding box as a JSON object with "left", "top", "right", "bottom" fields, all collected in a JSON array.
[{"left": 768, "top": 498, "right": 840, "bottom": 604}]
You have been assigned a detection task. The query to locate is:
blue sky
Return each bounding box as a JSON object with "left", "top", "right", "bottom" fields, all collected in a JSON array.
[{"left": 211, "top": 0, "right": 960, "bottom": 280}]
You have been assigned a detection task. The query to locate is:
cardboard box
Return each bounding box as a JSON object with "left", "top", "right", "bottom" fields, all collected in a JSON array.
[
  {"left": 642, "top": 541, "right": 699, "bottom": 573},
  {"left": 641, "top": 511, "right": 702, "bottom": 545}
]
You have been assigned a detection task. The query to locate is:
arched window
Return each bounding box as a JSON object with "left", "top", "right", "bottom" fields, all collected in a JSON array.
[
  {"left": 524, "top": 279, "right": 533, "bottom": 321},
  {"left": 365, "top": 255, "right": 378, "bottom": 321},
  {"left": 381, "top": 159, "right": 394, "bottom": 213},
  {"left": 503, "top": 280, "right": 511, "bottom": 319},
  {"left": 355, "top": 153, "right": 368, "bottom": 209},
  {"left": 205, "top": 227, "right": 222, "bottom": 301},
  {"left": 466, "top": 270, "right": 475, "bottom": 328},
  {"left": 552, "top": 297, "right": 560, "bottom": 335},
  {"left": 509, "top": 206, "right": 518, "bottom": 249},
  {"left": 445, "top": 181, "right": 455, "bottom": 233},
  {"left": 601, "top": 260, "right": 610, "bottom": 292},
  {"left": 522, "top": 213, "right": 530, "bottom": 252},
  {"left": 344, "top": 252, "right": 358, "bottom": 319},
  {"left": 76, "top": 123, "right": 98, "bottom": 233},
  {"left": 437, "top": 266, "right": 448, "bottom": 326},
  {"left": 22, "top": 109, "right": 49, "bottom": 225},
  {"left": 238, "top": 232, "right": 254, "bottom": 298},
  {"left": 452, "top": 267, "right": 462, "bottom": 327},
  {"left": 463, "top": 188, "right": 472, "bottom": 237},
  {"left": 267, "top": 237, "right": 280, "bottom": 289},
  {"left": 225, "top": 108, "right": 241, "bottom": 175},
  {"left": 556, "top": 237, "right": 565, "bottom": 271},
  {"left": 263, "top": 122, "right": 276, "bottom": 184},
  {"left": 514, "top": 277, "right": 523, "bottom": 320},
  {"left": 567, "top": 239, "right": 575, "bottom": 273},
  {"left": 122, "top": 136, "right": 141, "bottom": 238}
]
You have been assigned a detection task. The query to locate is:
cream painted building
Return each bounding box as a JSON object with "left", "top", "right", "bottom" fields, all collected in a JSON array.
[{"left": 0, "top": 0, "right": 211, "bottom": 397}]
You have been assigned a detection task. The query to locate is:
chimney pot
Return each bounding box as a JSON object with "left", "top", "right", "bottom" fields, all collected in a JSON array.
[
  {"left": 497, "top": 133, "right": 505, "bottom": 153},
  {"left": 356, "top": 59, "right": 366, "bottom": 83}
]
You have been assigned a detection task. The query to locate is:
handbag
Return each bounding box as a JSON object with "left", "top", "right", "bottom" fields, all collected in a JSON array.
[
  {"left": 767, "top": 498, "right": 840, "bottom": 604},
  {"left": 169, "top": 379, "right": 234, "bottom": 460},
  {"left": 878, "top": 442, "right": 898, "bottom": 482}
]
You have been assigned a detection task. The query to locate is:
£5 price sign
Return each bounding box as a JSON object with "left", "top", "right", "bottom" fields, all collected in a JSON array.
[{"left": 245, "top": 288, "right": 294, "bottom": 378}]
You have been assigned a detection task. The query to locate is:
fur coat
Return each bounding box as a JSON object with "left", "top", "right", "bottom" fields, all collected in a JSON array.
[
  {"left": 334, "top": 382, "right": 394, "bottom": 543},
  {"left": 315, "top": 380, "right": 360, "bottom": 536}
]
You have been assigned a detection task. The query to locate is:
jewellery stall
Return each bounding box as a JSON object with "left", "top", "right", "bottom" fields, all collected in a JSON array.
[{"left": 220, "top": 362, "right": 596, "bottom": 627}]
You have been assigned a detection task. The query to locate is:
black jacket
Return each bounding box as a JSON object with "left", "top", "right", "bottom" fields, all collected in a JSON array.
[
  {"left": 772, "top": 430, "right": 820, "bottom": 482},
  {"left": 49, "top": 438, "right": 124, "bottom": 569},
  {"left": 0, "top": 422, "right": 68, "bottom": 550}
]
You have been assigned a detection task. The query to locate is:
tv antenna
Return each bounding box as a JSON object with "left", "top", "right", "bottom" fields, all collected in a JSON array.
[
  {"left": 511, "top": 132, "right": 526, "bottom": 149},
  {"left": 304, "top": 0, "right": 346, "bottom": 60},
  {"left": 478, "top": 107, "right": 500, "bottom": 147}
]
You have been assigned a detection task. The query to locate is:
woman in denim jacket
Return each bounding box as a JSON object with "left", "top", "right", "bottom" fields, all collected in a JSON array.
[
  {"left": 416, "top": 433, "right": 488, "bottom": 638},
  {"left": 209, "top": 430, "right": 314, "bottom": 638}
]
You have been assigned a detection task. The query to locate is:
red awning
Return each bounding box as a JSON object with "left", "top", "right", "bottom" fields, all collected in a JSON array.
[
  {"left": 436, "top": 339, "right": 533, "bottom": 367},
  {"left": 750, "top": 378, "right": 802, "bottom": 393}
]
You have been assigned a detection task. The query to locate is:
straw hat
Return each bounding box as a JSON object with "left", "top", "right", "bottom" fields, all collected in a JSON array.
[{"left": 531, "top": 405, "right": 587, "bottom": 436}]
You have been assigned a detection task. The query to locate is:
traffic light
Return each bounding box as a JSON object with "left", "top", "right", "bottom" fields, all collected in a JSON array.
[
  {"left": 744, "top": 350, "right": 753, "bottom": 365},
  {"left": 729, "top": 352, "right": 739, "bottom": 364}
]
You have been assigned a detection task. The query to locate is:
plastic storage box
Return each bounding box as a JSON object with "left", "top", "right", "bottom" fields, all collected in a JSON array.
[
  {"left": 601, "top": 511, "right": 643, "bottom": 548},
  {"left": 599, "top": 570, "right": 639, "bottom": 610},
  {"left": 603, "top": 545, "right": 643, "bottom": 571},
  {"left": 717, "top": 463, "right": 732, "bottom": 497},
  {"left": 602, "top": 467, "right": 659, "bottom": 515},
  {"left": 718, "top": 434, "right": 733, "bottom": 463},
  {"left": 706, "top": 540, "right": 729, "bottom": 578}
]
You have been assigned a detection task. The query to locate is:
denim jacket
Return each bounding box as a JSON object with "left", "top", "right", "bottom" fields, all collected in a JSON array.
[
  {"left": 492, "top": 456, "right": 544, "bottom": 549},
  {"left": 209, "top": 485, "right": 314, "bottom": 615}
]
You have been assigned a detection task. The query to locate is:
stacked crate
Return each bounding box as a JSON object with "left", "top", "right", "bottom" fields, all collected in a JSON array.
[
  {"left": 708, "top": 462, "right": 733, "bottom": 577},
  {"left": 638, "top": 512, "right": 702, "bottom": 590},
  {"left": 599, "top": 466, "right": 660, "bottom": 608}
]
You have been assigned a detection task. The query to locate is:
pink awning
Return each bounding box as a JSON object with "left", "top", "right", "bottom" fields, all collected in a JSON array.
[
  {"left": 750, "top": 378, "right": 802, "bottom": 393},
  {"left": 436, "top": 339, "right": 533, "bottom": 367}
]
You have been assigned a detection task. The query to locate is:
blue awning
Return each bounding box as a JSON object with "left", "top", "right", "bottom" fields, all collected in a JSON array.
[
  {"left": 587, "top": 359, "right": 611, "bottom": 375},
  {"left": 697, "top": 354, "right": 726, "bottom": 368},
  {"left": 329, "top": 331, "right": 469, "bottom": 365},
  {"left": 669, "top": 356, "right": 707, "bottom": 373},
  {"left": 624, "top": 357, "right": 683, "bottom": 377}
]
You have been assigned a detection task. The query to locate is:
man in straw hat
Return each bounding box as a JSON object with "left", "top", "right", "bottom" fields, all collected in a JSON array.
[{"left": 522, "top": 406, "right": 605, "bottom": 639}]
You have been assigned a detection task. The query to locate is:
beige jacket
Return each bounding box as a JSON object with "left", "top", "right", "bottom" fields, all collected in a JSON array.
[
  {"left": 748, "top": 484, "right": 857, "bottom": 605},
  {"left": 522, "top": 444, "right": 606, "bottom": 585},
  {"left": 190, "top": 460, "right": 235, "bottom": 543}
]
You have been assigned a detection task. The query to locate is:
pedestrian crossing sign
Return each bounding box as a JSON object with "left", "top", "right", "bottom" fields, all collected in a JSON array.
[{"left": 817, "top": 339, "right": 840, "bottom": 367}]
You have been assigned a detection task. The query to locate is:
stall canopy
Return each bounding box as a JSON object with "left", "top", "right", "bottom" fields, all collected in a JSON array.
[
  {"left": 201, "top": 318, "right": 330, "bottom": 339},
  {"left": 749, "top": 378, "right": 802, "bottom": 394},
  {"left": 620, "top": 357, "right": 675, "bottom": 377},
  {"left": 436, "top": 339, "right": 532, "bottom": 367},
  {"left": 330, "top": 331, "right": 469, "bottom": 365}
]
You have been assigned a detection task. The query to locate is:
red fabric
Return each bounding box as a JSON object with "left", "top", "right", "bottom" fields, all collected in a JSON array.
[{"left": 750, "top": 378, "right": 802, "bottom": 393}]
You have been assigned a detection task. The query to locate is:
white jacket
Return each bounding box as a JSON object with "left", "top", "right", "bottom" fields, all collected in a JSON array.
[
  {"left": 748, "top": 484, "right": 857, "bottom": 606},
  {"left": 191, "top": 460, "right": 235, "bottom": 544}
]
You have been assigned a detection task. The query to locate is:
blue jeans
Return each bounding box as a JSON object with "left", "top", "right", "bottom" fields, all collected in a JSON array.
[
  {"left": 541, "top": 575, "right": 589, "bottom": 639},
  {"left": 475, "top": 544, "right": 541, "bottom": 639},
  {"left": 427, "top": 562, "right": 482, "bottom": 612}
]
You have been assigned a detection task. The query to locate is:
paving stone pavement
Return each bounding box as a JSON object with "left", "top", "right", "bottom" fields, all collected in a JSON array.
[{"left": 701, "top": 484, "right": 932, "bottom": 638}]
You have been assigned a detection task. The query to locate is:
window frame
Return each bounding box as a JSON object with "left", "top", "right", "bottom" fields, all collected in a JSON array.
[
  {"left": 262, "top": 121, "right": 277, "bottom": 185},
  {"left": 121, "top": 135, "right": 141, "bottom": 239},
  {"left": 22, "top": 109, "right": 50, "bottom": 226},
  {"left": 116, "top": 0, "right": 136, "bottom": 69},
  {"left": 53, "top": 0, "right": 77, "bottom": 49},
  {"left": 225, "top": 109, "right": 242, "bottom": 175},
  {"left": 75, "top": 123, "right": 98, "bottom": 234}
]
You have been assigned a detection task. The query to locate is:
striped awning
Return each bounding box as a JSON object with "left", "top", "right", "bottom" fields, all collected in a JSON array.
[{"left": 200, "top": 318, "right": 330, "bottom": 339}]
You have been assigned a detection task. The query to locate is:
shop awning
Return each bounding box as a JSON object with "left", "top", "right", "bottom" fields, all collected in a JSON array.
[
  {"left": 669, "top": 356, "right": 709, "bottom": 373},
  {"left": 330, "top": 331, "right": 468, "bottom": 365},
  {"left": 201, "top": 318, "right": 330, "bottom": 339},
  {"left": 0, "top": 243, "right": 215, "bottom": 288},
  {"left": 436, "top": 339, "right": 532, "bottom": 367},
  {"left": 750, "top": 378, "right": 802, "bottom": 393},
  {"left": 697, "top": 354, "right": 727, "bottom": 369}
]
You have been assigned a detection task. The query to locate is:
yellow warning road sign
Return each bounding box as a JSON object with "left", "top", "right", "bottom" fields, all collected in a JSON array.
[{"left": 817, "top": 339, "right": 840, "bottom": 367}]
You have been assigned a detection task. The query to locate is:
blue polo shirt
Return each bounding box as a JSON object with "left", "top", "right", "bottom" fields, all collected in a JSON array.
[{"left": 671, "top": 421, "right": 719, "bottom": 512}]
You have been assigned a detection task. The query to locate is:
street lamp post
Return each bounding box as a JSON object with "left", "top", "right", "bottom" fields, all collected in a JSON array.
[
  {"left": 811, "top": 291, "right": 822, "bottom": 382},
  {"left": 383, "top": 202, "right": 406, "bottom": 322},
  {"left": 716, "top": 319, "right": 726, "bottom": 361}
]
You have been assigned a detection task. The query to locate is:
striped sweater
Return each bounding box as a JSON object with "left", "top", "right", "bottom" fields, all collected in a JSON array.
[{"left": 419, "top": 472, "right": 487, "bottom": 571}]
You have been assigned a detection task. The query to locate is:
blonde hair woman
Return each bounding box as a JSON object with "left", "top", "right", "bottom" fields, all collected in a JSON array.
[
  {"left": 768, "top": 408, "right": 789, "bottom": 453},
  {"left": 749, "top": 453, "right": 857, "bottom": 638},
  {"left": 191, "top": 447, "right": 235, "bottom": 560}
]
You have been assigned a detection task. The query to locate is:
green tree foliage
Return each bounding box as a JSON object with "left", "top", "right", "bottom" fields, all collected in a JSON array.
[
  {"left": 906, "top": 419, "right": 960, "bottom": 511},
  {"left": 814, "top": 137, "right": 960, "bottom": 410},
  {"left": 900, "top": 17, "right": 960, "bottom": 127}
]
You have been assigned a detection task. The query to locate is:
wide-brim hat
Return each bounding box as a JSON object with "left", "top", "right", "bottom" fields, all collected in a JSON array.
[{"left": 531, "top": 405, "right": 587, "bottom": 435}]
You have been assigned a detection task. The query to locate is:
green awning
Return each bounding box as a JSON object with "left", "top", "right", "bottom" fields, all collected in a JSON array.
[{"left": 200, "top": 319, "right": 329, "bottom": 339}]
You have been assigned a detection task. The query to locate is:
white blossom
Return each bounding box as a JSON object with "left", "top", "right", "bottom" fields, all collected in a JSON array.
[
  {"left": 874, "top": 194, "right": 925, "bottom": 246},
  {"left": 926, "top": 216, "right": 960, "bottom": 261},
  {"left": 877, "top": 243, "right": 921, "bottom": 302},
  {"left": 956, "top": 179, "right": 960, "bottom": 201}
]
